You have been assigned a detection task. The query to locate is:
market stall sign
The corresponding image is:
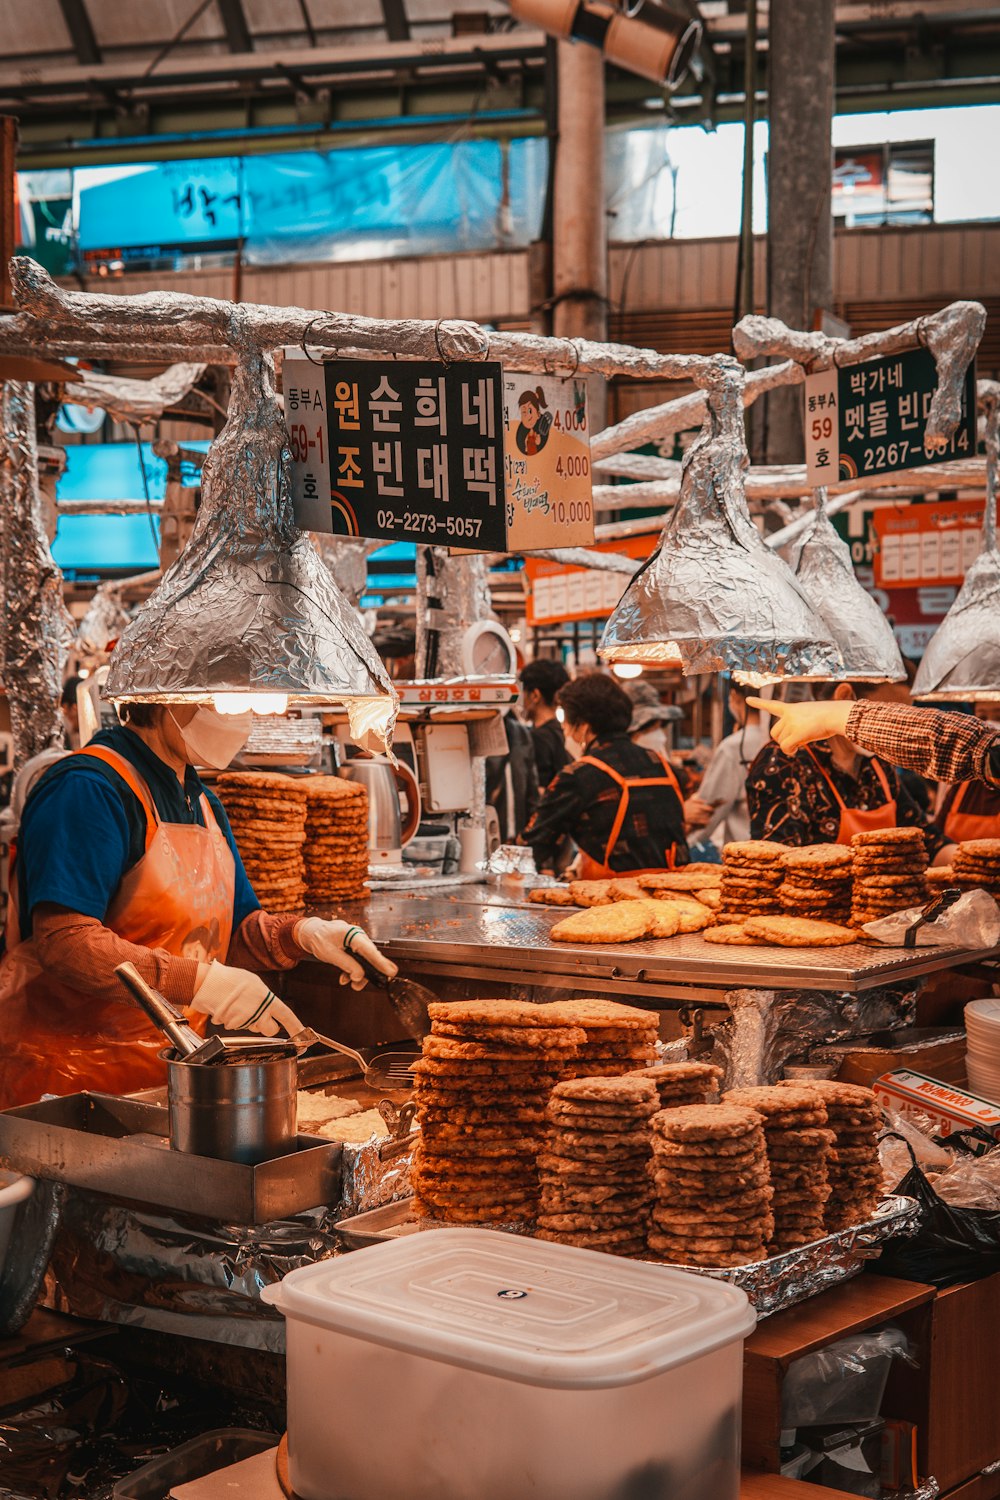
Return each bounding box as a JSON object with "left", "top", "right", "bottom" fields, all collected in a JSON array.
[
  {"left": 871, "top": 496, "right": 985, "bottom": 590},
  {"left": 523, "top": 533, "right": 657, "bottom": 627},
  {"left": 804, "top": 347, "right": 976, "bottom": 487},
  {"left": 283, "top": 355, "right": 595, "bottom": 553}
]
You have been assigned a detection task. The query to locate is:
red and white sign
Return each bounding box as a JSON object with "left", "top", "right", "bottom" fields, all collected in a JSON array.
[
  {"left": 523, "top": 533, "right": 658, "bottom": 627},
  {"left": 873, "top": 1068, "right": 1000, "bottom": 1140},
  {"left": 871, "top": 499, "right": 985, "bottom": 589}
]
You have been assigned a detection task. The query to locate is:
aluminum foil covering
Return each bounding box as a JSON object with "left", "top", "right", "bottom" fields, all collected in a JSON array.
[
  {"left": 76, "top": 581, "right": 131, "bottom": 656},
  {"left": 712, "top": 983, "right": 918, "bottom": 1088},
  {"left": 416, "top": 546, "right": 492, "bottom": 678},
  {"left": 104, "top": 351, "right": 399, "bottom": 752},
  {"left": 733, "top": 301, "right": 986, "bottom": 450},
  {"left": 312, "top": 533, "right": 374, "bottom": 607},
  {"left": 337, "top": 1133, "right": 414, "bottom": 1220},
  {"left": 0, "top": 380, "right": 73, "bottom": 769},
  {"left": 62, "top": 362, "right": 206, "bottom": 425},
  {"left": 598, "top": 356, "right": 842, "bottom": 684},
  {"left": 663, "top": 1195, "right": 921, "bottom": 1319},
  {"left": 789, "top": 490, "right": 906, "bottom": 681},
  {"left": 913, "top": 383, "right": 1000, "bottom": 699}
]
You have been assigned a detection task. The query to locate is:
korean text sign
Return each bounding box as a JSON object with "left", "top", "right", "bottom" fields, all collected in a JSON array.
[
  {"left": 284, "top": 356, "right": 595, "bottom": 551},
  {"left": 804, "top": 346, "right": 976, "bottom": 487}
]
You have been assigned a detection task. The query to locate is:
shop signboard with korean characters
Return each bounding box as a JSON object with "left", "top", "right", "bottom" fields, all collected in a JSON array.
[
  {"left": 804, "top": 346, "right": 976, "bottom": 488},
  {"left": 283, "top": 353, "right": 594, "bottom": 551}
]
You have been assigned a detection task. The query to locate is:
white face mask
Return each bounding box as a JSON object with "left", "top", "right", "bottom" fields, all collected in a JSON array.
[
  {"left": 170, "top": 707, "right": 252, "bottom": 769},
  {"left": 565, "top": 732, "right": 586, "bottom": 760},
  {"left": 635, "top": 726, "right": 669, "bottom": 755}
]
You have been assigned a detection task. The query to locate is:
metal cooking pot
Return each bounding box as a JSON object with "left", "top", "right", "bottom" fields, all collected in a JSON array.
[{"left": 163, "top": 1045, "right": 298, "bottom": 1165}]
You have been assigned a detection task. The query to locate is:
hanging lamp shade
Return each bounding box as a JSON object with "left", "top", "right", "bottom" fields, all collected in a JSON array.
[
  {"left": 790, "top": 491, "right": 906, "bottom": 683},
  {"left": 105, "top": 352, "right": 398, "bottom": 751},
  {"left": 598, "top": 357, "right": 841, "bottom": 685},
  {"left": 913, "top": 386, "right": 1000, "bottom": 701}
]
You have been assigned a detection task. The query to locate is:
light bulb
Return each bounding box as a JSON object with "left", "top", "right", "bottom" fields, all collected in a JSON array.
[
  {"left": 212, "top": 692, "right": 289, "bottom": 715},
  {"left": 612, "top": 662, "right": 643, "bottom": 680}
]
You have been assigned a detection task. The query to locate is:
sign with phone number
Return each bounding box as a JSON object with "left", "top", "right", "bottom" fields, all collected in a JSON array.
[
  {"left": 804, "top": 346, "right": 976, "bottom": 487},
  {"left": 284, "top": 354, "right": 595, "bottom": 552}
]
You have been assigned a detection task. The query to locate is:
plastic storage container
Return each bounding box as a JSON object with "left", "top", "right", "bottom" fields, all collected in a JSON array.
[
  {"left": 0, "top": 1168, "right": 33, "bottom": 1271},
  {"left": 263, "top": 1227, "right": 756, "bottom": 1500},
  {"left": 111, "top": 1428, "right": 277, "bottom": 1500}
]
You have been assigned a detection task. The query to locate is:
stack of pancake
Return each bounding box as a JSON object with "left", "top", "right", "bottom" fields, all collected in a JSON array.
[
  {"left": 850, "top": 827, "right": 929, "bottom": 925},
  {"left": 410, "top": 1000, "right": 585, "bottom": 1225},
  {"left": 647, "top": 1104, "right": 773, "bottom": 1267},
  {"left": 718, "top": 841, "right": 787, "bottom": 923},
  {"left": 727, "top": 1085, "right": 834, "bottom": 1253},
  {"left": 536, "top": 1074, "right": 658, "bottom": 1255},
  {"left": 545, "top": 998, "right": 659, "bottom": 1077},
  {"left": 953, "top": 839, "right": 1000, "bottom": 900},
  {"left": 215, "top": 771, "right": 307, "bottom": 912},
  {"left": 301, "top": 776, "right": 370, "bottom": 903},
  {"left": 778, "top": 845, "right": 853, "bottom": 923},
  {"left": 638, "top": 1061, "right": 723, "bottom": 1108},
  {"left": 778, "top": 1079, "right": 884, "bottom": 1232}
]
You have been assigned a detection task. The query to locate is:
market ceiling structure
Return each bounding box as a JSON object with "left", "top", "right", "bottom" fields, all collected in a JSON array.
[{"left": 4, "top": 0, "right": 1000, "bottom": 164}]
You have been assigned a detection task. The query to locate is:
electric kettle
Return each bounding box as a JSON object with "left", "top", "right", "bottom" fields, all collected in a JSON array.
[{"left": 341, "top": 758, "right": 421, "bottom": 863}]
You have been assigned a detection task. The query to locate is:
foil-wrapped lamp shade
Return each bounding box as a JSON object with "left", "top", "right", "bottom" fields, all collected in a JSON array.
[
  {"left": 598, "top": 357, "right": 842, "bottom": 685},
  {"left": 913, "top": 386, "right": 1000, "bottom": 701},
  {"left": 789, "top": 491, "right": 906, "bottom": 683},
  {"left": 105, "top": 352, "right": 398, "bottom": 751}
]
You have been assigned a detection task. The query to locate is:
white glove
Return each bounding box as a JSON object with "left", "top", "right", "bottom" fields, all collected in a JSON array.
[
  {"left": 190, "top": 961, "right": 303, "bottom": 1037},
  {"left": 294, "top": 917, "right": 398, "bottom": 991}
]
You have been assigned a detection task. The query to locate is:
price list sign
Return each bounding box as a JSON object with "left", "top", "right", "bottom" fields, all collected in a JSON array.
[
  {"left": 285, "top": 356, "right": 507, "bottom": 549},
  {"left": 804, "top": 346, "right": 976, "bottom": 488}
]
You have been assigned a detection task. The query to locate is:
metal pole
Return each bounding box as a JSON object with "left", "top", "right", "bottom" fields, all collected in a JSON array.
[
  {"left": 735, "top": 0, "right": 757, "bottom": 324},
  {"left": 765, "top": 0, "right": 835, "bottom": 464},
  {"left": 0, "top": 116, "right": 16, "bottom": 311}
]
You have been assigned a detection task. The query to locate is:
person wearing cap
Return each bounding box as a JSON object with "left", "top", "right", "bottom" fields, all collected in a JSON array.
[
  {"left": 688, "top": 683, "right": 770, "bottom": 848},
  {"left": 519, "top": 658, "right": 571, "bottom": 790},
  {"left": 0, "top": 702, "right": 398, "bottom": 1109},
  {"left": 624, "top": 679, "right": 683, "bottom": 760},
  {"left": 744, "top": 682, "right": 951, "bottom": 857},
  {"left": 522, "top": 672, "right": 689, "bottom": 876}
]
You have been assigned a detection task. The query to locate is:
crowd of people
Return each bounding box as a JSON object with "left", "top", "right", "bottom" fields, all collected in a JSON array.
[{"left": 501, "top": 661, "right": 1000, "bottom": 878}]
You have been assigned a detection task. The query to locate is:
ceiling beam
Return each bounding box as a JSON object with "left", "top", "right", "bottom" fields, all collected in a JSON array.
[
  {"left": 380, "top": 0, "right": 411, "bottom": 44},
  {"left": 215, "top": 0, "right": 252, "bottom": 54},
  {"left": 56, "top": 0, "right": 101, "bottom": 66}
]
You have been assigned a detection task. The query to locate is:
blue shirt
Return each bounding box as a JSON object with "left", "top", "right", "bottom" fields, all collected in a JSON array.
[{"left": 15, "top": 725, "right": 260, "bottom": 940}]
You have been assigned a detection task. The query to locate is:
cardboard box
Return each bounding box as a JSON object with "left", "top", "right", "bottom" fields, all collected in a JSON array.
[{"left": 873, "top": 1069, "right": 1000, "bottom": 1139}]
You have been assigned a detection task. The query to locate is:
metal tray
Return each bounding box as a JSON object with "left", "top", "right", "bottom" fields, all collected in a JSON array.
[
  {"left": 0, "top": 1093, "right": 343, "bottom": 1225},
  {"left": 334, "top": 1195, "right": 920, "bottom": 1318}
]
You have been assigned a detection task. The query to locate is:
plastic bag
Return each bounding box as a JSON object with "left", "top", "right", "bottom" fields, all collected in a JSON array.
[
  {"left": 877, "top": 1134, "right": 1000, "bottom": 1286},
  {"left": 862, "top": 888, "right": 1000, "bottom": 948},
  {"left": 879, "top": 1108, "right": 954, "bottom": 1192},
  {"left": 781, "top": 1327, "right": 914, "bottom": 1427}
]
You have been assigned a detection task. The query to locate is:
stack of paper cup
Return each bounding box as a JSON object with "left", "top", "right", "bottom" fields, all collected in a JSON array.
[{"left": 964, "top": 998, "right": 1000, "bottom": 1102}]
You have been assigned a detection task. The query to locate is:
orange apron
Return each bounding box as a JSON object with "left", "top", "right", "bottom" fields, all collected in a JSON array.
[
  {"left": 804, "top": 748, "right": 897, "bottom": 846},
  {"left": 0, "top": 745, "right": 235, "bottom": 1109},
  {"left": 944, "top": 781, "right": 1000, "bottom": 844},
  {"left": 577, "top": 752, "right": 684, "bottom": 880}
]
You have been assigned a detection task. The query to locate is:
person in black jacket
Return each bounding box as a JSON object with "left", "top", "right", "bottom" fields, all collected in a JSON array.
[
  {"left": 520, "top": 658, "right": 571, "bottom": 791},
  {"left": 522, "top": 673, "right": 689, "bottom": 877}
]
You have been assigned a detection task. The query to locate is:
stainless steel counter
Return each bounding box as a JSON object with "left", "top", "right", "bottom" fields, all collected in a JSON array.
[{"left": 337, "top": 888, "right": 997, "bottom": 1002}]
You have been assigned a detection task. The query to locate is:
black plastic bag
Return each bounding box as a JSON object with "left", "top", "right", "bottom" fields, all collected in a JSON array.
[{"left": 878, "top": 1134, "right": 1000, "bottom": 1288}]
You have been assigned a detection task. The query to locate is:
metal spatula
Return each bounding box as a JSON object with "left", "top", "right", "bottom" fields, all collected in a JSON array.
[
  {"left": 288, "top": 1027, "right": 417, "bottom": 1090},
  {"left": 343, "top": 941, "right": 434, "bottom": 1040}
]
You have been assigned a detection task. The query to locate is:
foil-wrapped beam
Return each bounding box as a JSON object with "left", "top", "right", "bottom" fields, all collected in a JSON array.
[
  {"left": 0, "top": 381, "right": 72, "bottom": 769},
  {"left": 913, "top": 381, "right": 1000, "bottom": 700},
  {"left": 9, "top": 258, "right": 716, "bottom": 384},
  {"left": 598, "top": 356, "right": 842, "bottom": 683},
  {"left": 63, "top": 362, "right": 207, "bottom": 425},
  {"left": 733, "top": 301, "right": 986, "bottom": 449},
  {"left": 593, "top": 453, "right": 681, "bottom": 481},
  {"left": 789, "top": 490, "right": 906, "bottom": 682},
  {"left": 313, "top": 534, "right": 379, "bottom": 608},
  {"left": 104, "top": 350, "right": 399, "bottom": 752},
  {"left": 522, "top": 547, "right": 639, "bottom": 576},
  {"left": 591, "top": 359, "right": 805, "bottom": 462},
  {"left": 591, "top": 456, "right": 986, "bottom": 513},
  {"left": 416, "top": 548, "right": 493, "bottom": 679}
]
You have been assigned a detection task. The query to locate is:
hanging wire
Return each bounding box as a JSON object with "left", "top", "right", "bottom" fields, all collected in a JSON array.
[{"left": 131, "top": 424, "right": 161, "bottom": 557}]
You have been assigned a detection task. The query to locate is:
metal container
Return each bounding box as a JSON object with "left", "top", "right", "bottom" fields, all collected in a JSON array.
[
  {"left": 164, "top": 1049, "right": 297, "bottom": 1165},
  {"left": 341, "top": 758, "right": 420, "bottom": 860}
]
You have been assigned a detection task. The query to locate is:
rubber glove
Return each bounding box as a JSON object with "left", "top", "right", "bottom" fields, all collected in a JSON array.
[
  {"left": 294, "top": 917, "right": 399, "bottom": 990},
  {"left": 191, "top": 960, "right": 303, "bottom": 1036}
]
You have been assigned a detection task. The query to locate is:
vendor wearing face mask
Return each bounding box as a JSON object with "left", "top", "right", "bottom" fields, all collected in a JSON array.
[
  {"left": 0, "top": 701, "right": 397, "bottom": 1109},
  {"left": 521, "top": 672, "right": 689, "bottom": 877},
  {"left": 745, "top": 681, "right": 952, "bottom": 861}
]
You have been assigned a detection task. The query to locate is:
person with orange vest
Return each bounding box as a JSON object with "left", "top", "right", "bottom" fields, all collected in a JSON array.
[
  {"left": 0, "top": 703, "right": 396, "bottom": 1110},
  {"left": 746, "top": 681, "right": 951, "bottom": 858},
  {"left": 521, "top": 672, "right": 690, "bottom": 878},
  {"left": 935, "top": 702, "right": 1000, "bottom": 844}
]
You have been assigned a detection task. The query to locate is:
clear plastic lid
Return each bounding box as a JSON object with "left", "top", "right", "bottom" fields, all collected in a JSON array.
[{"left": 265, "top": 1229, "right": 755, "bottom": 1389}]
